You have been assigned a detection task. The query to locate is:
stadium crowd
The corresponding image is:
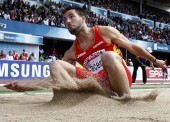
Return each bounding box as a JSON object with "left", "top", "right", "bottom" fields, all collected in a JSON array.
[
  {"left": 71, "top": 0, "right": 170, "bottom": 24},
  {"left": 0, "top": 48, "right": 63, "bottom": 62},
  {"left": 0, "top": 49, "right": 37, "bottom": 61},
  {"left": 0, "top": 0, "right": 169, "bottom": 44}
]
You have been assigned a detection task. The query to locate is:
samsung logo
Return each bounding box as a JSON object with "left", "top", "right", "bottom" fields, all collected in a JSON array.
[{"left": 0, "top": 63, "right": 50, "bottom": 78}]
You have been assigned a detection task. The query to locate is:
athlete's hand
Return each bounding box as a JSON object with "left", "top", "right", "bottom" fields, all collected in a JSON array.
[
  {"left": 4, "top": 81, "right": 27, "bottom": 92},
  {"left": 154, "top": 59, "right": 167, "bottom": 69}
]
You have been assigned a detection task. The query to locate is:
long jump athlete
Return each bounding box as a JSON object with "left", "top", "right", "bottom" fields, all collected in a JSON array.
[{"left": 4, "top": 6, "right": 166, "bottom": 97}]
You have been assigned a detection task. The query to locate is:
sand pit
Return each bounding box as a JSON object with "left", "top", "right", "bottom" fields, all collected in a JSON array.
[{"left": 0, "top": 84, "right": 170, "bottom": 122}]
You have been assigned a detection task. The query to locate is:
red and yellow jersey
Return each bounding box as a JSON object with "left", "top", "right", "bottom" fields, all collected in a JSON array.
[{"left": 74, "top": 26, "right": 123, "bottom": 74}]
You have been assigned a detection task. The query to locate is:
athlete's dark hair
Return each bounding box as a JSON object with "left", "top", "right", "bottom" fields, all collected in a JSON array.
[{"left": 62, "top": 6, "right": 88, "bottom": 21}]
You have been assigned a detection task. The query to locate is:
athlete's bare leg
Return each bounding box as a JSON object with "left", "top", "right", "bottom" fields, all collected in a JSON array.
[
  {"left": 4, "top": 54, "right": 130, "bottom": 96},
  {"left": 101, "top": 51, "right": 130, "bottom": 96},
  {"left": 49, "top": 60, "right": 78, "bottom": 89}
]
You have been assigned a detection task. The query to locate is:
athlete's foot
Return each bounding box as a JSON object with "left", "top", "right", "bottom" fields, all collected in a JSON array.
[{"left": 4, "top": 81, "right": 33, "bottom": 92}]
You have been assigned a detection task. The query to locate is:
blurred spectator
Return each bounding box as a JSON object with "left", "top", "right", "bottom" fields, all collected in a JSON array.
[
  {"left": 42, "top": 18, "right": 49, "bottom": 25},
  {"left": 127, "top": 58, "right": 133, "bottom": 66},
  {"left": 39, "top": 47, "right": 44, "bottom": 55},
  {"left": 82, "top": 2, "right": 87, "bottom": 11},
  {"left": 39, "top": 54, "right": 45, "bottom": 62},
  {"left": 6, "top": 51, "right": 14, "bottom": 60},
  {"left": 20, "top": 49, "right": 28, "bottom": 61},
  {"left": 162, "top": 59, "right": 168, "bottom": 81},
  {"left": 22, "top": 49, "right": 27, "bottom": 55},
  {"left": 58, "top": 54, "right": 63, "bottom": 60},
  {"left": 3, "top": 12, "right": 10, "bottom": 19},
  {"left": 87, "top": 0, "right": 92, "bottom": 12},
  {"left": 49, "top": 53, "right": 56, "bottom": 61},
  {"left": 142, "top": 33, "right": 148, "bottom": 41},
  {"left": 44, "top": 55, "right": 52, "bottom": 62},
  {"left": 13, "top": 50, "right": 19, "bottom": 60},
  {"left": 20, "top": 53, "right": 28, "bottom": 61},
  {"left": 0, "top": 50, "right": 6, "bottom": 60},
  {"left": 52, "top": 49, "right": 58, "bottom": 57},
  {"left": 28, "top": 52, "right": 36, "bottom": 61}
]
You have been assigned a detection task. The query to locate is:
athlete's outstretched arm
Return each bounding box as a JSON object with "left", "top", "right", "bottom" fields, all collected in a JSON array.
[{"left": 99, "top": 26, "right": 166, "bottom": 69}]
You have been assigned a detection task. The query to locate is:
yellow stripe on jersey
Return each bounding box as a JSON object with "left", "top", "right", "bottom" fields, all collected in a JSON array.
[
  {"left": 113, "top": 44, "right": 121, "bottom": 55},
  {"left": 75, "top": 62, "right": 84, "bottom": 69}
]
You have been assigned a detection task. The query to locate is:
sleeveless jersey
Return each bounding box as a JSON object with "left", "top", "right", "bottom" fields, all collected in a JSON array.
[{"left": 74, "top": 26, "right": 122, "bottom": 74}]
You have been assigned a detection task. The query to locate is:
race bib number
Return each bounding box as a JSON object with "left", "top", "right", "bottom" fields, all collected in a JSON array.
[{"left": 86, "top": 56, "right": 103, "bottom": 74}]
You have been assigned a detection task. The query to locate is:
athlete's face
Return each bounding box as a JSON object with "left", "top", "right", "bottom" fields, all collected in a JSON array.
[{"left": 64, "top": 10, "right": 84, "bottom": 35}]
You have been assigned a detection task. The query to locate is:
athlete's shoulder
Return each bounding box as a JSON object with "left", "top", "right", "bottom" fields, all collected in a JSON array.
[
  {"left": 97, "top": 25, "right": 115, "bottom": 31},
  {"left": 97, "top": 25, "right": 117, "bottom": 35}
]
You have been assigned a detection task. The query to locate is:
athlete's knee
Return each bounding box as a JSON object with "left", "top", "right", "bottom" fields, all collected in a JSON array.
[
  {"left": 49, "top": 60, "right": 64, "bottom": 74},
  {"left": 101, "top": 51, "right": 121, "bottom": 66},
  {"left": 50, "top": 60, "right": 62, "bottom": 69}
]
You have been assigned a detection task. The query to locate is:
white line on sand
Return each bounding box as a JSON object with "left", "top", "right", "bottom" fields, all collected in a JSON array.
[{"left": 0, "top": 84, "right": 5, "bottom": 86}]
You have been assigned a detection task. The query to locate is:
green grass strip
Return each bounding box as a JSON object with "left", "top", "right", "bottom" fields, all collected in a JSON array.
[
  {"left": 0, "top": 90, "right": 49, "bottom": 94},
  {"left": 131, "top": 86, "right": 170, "bottom": 90},
  {"left": 0, "top": 86, "right": 170, "bottom": 94}
]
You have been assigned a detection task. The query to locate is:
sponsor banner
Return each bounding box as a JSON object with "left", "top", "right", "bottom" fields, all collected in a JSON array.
[
  {"left": 156, "top": 22, "right": 170, "bottom": 29},
  {"left": 153, "top": 43, "right": 170, "bottom": 53},
  {"left": 128, "top": 67, "right": 170, "bottom": 82},
  {"left": 0, "top": 19, "right": 75, "bottom": 41},
  {"left": 0, "top": 31, "right": 43, "bottom": 45},
  {"left": 0, "top": 60, "right": 50, "bottom": 80},
  {"left": 129, "top": 38, "right": 153, "bottom": 49},
  {"left": 0, "top": 60, "right": 169, "bottom": 83},
  {"left": 110, "top": 11, "right": 140, "bottom": 21},
  {"left": 142, "top": 19, "right": 154, "bottom": 27},
  {"left": 129, "top": 38, "right": 170, "bottom": 53},
  {"left": 91, "top": 6, "right": 107, "bottom": 17},
  {"left": 63, "top": 0, "right": 83, "bottom": 7},
  {"left": 146, "top": 68, "right": 170, "bottom": 80}
]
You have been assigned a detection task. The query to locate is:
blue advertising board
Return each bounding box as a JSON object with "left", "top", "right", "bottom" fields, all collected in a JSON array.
[
  {"left": 0, "top": 19, "right": 75, "bottom": 41},
  {"left": 0, "top": 31, "right": 43, "bottom": 45},
  {"left": 91, "top": 6, "right": 107, "bottom": 17},
  {"left": 142, "top": 19, "right": 154, "bottom": 27},
  {"left": 0, "top": 60, "right": 50, "bottom": 80},
  {"left": 110, "top": 11, "right": 140, "bottom": 21},
  {"left": 129, "top": 38, "right": 170, "bottom": 53},
  {"left": 153, "top": 43, "right": 170, "bottom": 53},
  {"left": 62, "top": 0, "right": 83, "bottom": 7}
]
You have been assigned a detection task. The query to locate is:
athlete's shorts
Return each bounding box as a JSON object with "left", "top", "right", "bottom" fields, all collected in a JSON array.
[{"left": 76, "top": 61, "right": 132, "bottom": 90}]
